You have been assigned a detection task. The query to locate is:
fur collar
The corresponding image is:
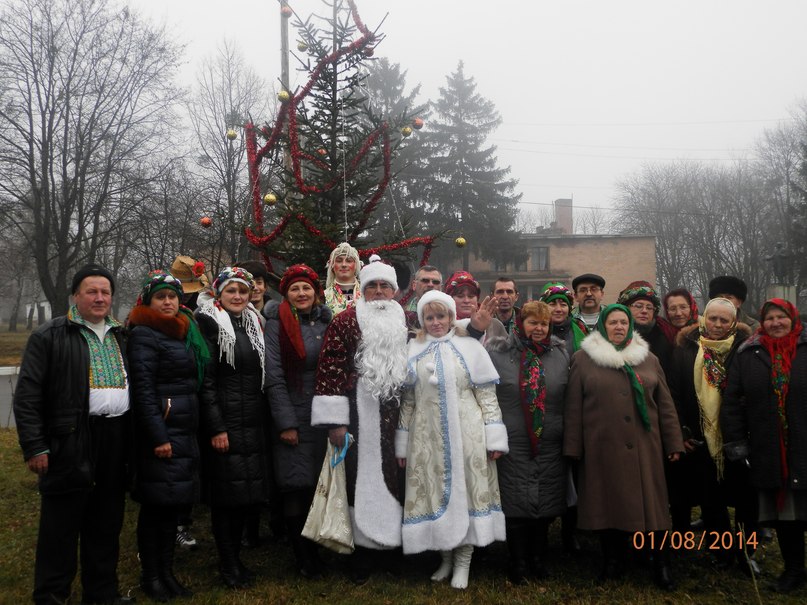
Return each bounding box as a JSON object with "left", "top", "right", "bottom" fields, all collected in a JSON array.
[
  {"left": 675, "top": 322, "right": 753, "bottom": 349},
  {"left": 128, "top": 305, "right": 189, "bottom": 341},
  {"left": 581, "top": 330, "right": 649, "bottom": 368}
]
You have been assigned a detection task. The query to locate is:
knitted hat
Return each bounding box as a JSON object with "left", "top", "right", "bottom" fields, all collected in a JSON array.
[
  {"left": 444, "top": 270, "right": 480, "bottom": 298},
  {"left": 279, "top": 264, "right": 321, "bottom": 297},
  {"left": 571, "top": 273, "right": 605, "bottom": 291},
  {"left": 212, "top": 266, "right": 255, "bottom": 296},
  {"left": 326, "top": 242, "right": 362, "bottom": 289},
  {"left": 169, "top": 255, "right": 209, "bottom": 294},
  {"left": 71, "top": 264, "right": 115, "bottom": 294},
  {"left": 540, "top": 282, "right": 574, "bottom": 307},
  {"left": 136, "top": 270, "right": 184, "bottom": 306},
  {"left": 416, "top": 290, "right": 457, "bottom": 327},
  {"left": 708, "top": 275, "right": 748, "bottom": 302},
  {"left": 617, "top": 280, "right": 661, "bottom": 314},
  {"left": 359, "top": 254, "right": 398, "bottom": 293}
]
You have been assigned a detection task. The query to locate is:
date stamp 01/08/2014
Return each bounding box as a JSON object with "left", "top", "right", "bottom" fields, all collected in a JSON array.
[{"left": 632, "top": 531, "right": 758, "bottom": 551}]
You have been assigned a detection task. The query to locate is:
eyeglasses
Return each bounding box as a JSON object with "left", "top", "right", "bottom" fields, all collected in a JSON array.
[
  {"left": 418, "top": 278, "right": 441, "bottom": 285},
  {"left": 365, "top": 281, "right": 394, "bottom": 291},
  {"left": 576, "top": 286, "right": 601, "bottom": 295},
  {"left": 630, "top": 303, "right": 655, "bottom": 312}
]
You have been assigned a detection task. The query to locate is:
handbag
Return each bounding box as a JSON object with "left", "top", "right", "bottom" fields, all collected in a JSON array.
[{"left": 302, "top": 434, "right": 354, "bottom": 554}]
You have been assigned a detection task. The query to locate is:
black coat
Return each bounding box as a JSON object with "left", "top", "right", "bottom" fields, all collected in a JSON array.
[
  {"left": 197, "top": 309, "right": 269, "bottom": 507},
  {"left": 14, "top": 314, "right": 130, "bottom": 495},
  {"left": 263, "top": 301, "right": 330, "bottom": 491},
  {"left": 127, "top": 306, "right": 200, "bottom": 505},
  {"left": 638, "top": 321, "right": 674, "bottom": 378},
  {"left": 722, "top": 330, "right": 807, "bottom": 491}
]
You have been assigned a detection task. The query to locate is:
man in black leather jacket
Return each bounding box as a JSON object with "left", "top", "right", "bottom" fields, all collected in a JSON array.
[{"left": 14, "top": 265, "right": 134, "bottom": 605}]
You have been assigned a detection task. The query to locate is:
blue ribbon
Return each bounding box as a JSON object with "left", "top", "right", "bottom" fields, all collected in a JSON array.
[{"left": 330, "top": 432, "right": 352, "bottom": 467}]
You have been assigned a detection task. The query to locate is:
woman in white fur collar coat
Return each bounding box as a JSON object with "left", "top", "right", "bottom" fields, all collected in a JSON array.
[
  {"left": 563, "top": 304, "right": 684, "bottom": 590},
  {"left": 395, "top": 290, "right": 508, "bottom": 589}
]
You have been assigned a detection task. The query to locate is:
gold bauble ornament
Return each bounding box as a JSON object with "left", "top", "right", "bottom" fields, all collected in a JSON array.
[
  {"left": 297, "top": 41, "right": 308, "bottom": 51},
  {"left": 225, "top": 128, "right": 238, "bottom": 140},
  {"left": 263, "top": 193, "right": 278, "bottom": 205},
  {"left": 455, "top": 236, "right": 467, "bottom": 248},
  {"left": 277, "top": 90, "right": 291, "bottom": 102},
  {"left": 401, "top": 126, "right": 413, "bottom": 137}
]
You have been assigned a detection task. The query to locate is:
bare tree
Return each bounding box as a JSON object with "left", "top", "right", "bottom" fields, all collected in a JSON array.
[
  {"left": 516, "top": 206, "right": 554, "bottom": 233},
  {"left": 186, "top": 41, "right": 271, "bottom": 271},
  {"left": 0, "top": 0, "right": 183, "bottom": 315},
  {"left": 574, "top": 205, "right": 609, "bottom": 235}
]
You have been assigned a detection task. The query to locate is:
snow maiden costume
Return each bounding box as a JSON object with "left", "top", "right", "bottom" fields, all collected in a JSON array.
[
  {"left": 323, "top": 242, "right": 362, "bottom": 316},
  {"left": 395, "top": 290, "right": 508, "bottom": 589}
]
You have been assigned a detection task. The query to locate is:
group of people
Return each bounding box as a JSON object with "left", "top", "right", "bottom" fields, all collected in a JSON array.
[{"left": 12, "top": 244, "right": 807, "bottom": 604}]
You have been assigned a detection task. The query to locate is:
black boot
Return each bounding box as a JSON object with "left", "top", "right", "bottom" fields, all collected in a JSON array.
[
  {"left": 287, "top": 514, "right": 322, "bottom": 579},
  {"left": 652, "top": 536, "right": 675, "bottom": 591},
  {"left": 137, "top": 510, "right": 171, "bottom": 602},
  {"left": 528, "top": 519, "right": 550, "bottom": 579},
  {"left": 562, "top": 507, "right": 581, "bottom": 555},
  {"left": 212, "top": 508, "right": 250, "bottom": 589},
  {"left": 774, "top": 522, "right": 806, "bottom": 594},
  {"left": 160, "top": 520, "right": 193, "bottom": 598},
  {"left": 599, "top": 530, "right": 626, "bottom": 582},
  {"left": 505, "top": 518, "right": 529, "bottom": 585}
]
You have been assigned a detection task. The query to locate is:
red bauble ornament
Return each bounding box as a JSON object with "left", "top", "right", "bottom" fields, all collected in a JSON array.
[
  {"left": 200, "top": 216, "right": 212, "bottom": 228},
  {"left": 280, "top": 6, "right": 293, "bottom": 18},
  {"left": 412, "top": 117, "right": 424, "bottom": 130},
  {"left": 317, "top": 148, "right": 327, "bottom": 156}
]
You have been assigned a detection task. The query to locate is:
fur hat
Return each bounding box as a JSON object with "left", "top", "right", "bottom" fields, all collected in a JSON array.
[
  {"left": 359, "top": 255, "right": 398, "bottom": 293},
  {"left": 416, "top": 290, "right": 457, "bottom": 326},
  {"left": 279, "top": 264, "right": 321, "bottom": 297},
  {"left": 444, "top": 270, "right": 480, "bottom": 298},
  {"left": 571, "top": 273, "right": 605, "bottom": 291},
  {"left": 71, "top": 264, "right": 115, "bottom": 294},
  {"left": 170, "top": 255, "right": 209, "bottom": 294},
  {"left": 708, "top": 275, "right": 748, "bottom": 302}
]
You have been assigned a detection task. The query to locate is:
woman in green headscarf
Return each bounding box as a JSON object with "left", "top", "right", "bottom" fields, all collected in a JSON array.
[{"left": 563, "top": 304, "right": 684, "bottom": 590}]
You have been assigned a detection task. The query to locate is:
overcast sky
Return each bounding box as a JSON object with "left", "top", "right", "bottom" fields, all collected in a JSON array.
[{"left": 128, "top": 0, "right": 807, "bottom": 220}]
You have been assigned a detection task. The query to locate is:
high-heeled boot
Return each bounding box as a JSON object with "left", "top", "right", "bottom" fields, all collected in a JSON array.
[
  {"left": 160, "top": 521, "right": 193, "bottom": 598},
  {"left": 212, "top": 508, "right": 249, "bottom": 589},
  {"left": 505, "top": 518, "right": 529, "bottom": 585},
  {"left": 137, "top": 518, "right": 171, "bottom": 602},
  {"left": 450, "top": 545, "right": 474, "bottom": 589}
]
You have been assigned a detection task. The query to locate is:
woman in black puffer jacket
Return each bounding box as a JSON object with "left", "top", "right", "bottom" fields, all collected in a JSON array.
[
  {"left": 263, "top": 264, "right": 331, "bottom": 579},
  {"left": 128, "top": 270, "right": 210, "bottom": 602},
  {"left": 196, "top": 266, "right": 269, "bottom": 589}
]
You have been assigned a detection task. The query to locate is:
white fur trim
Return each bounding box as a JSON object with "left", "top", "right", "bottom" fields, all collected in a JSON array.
[
  {"left": 580, "top": 330, "right": 649, "bottom": 368},
  {"left": 417, "top": 291, "right": 457, "bottom": 326},
  {"left": 406, "top": 333, "right": 499, "bottom": 386},
  {"left": 484, "top": 423, "right": 509, "bottom": 454},
  {"left": 311, "top": 395, "right": 350, "bottom": 426},
  {"left": 359, "top": 258, "right": 398, "bottom": 293},
  {"left": 353, "top": 377, "right": 402, "bottom": 548},
  {"left": 395, "top": 429, "right": 409, "bottom": 460}
]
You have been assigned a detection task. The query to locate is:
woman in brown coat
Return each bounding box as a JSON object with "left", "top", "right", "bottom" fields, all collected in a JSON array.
[{"left": 564, "top": 304, "right": 684, "bottom": 590}]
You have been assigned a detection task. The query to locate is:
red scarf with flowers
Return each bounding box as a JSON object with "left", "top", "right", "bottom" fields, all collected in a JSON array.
[
  {"left": 519, "top": 330, "right": 551, "bottom": 457},
  {"left": 758, "top": 298, "right": 803, "bottom": 509}
]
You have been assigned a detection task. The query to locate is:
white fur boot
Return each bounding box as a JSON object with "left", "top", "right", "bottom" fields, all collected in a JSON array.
[
  {"left": 430, "top": 550, "right": 453, "bottom": 582},
  {"left": 450, "top": 544, "right": 474, "bottom": 589}
]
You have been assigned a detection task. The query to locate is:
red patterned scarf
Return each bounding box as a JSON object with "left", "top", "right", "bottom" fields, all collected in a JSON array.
[
  {"left": 279, "top": 300, "right": 306, "bottom": 392},
  {"left": 518, "top": 327, "right": 551, "bottom": 457},
  {"left": 758, "top": 298, "right": 803, "bottom": 509}
]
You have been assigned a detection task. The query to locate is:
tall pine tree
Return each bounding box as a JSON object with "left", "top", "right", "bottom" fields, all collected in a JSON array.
[{"left": 424, "top": 61, "right": 521, "bottom": 271}]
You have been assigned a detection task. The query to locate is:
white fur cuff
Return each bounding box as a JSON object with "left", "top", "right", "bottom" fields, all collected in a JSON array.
[
  {"left": 395, "top": 429, "right": 409, "bottom": 459},
  {"left": 485, "top": 422, "right": 509, "bottom": 454},
  {"left": 311, "top": 395, "right": 350, "bottom": 426}
]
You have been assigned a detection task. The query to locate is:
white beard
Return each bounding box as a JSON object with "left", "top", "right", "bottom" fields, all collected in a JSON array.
[{"left": 354, "top": 297, "right": 409, "bottom": 402}]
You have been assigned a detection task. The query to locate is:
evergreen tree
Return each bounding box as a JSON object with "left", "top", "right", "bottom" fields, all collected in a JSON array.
[
  {"left": 423, "top": 61, "right": 522, "bottom": 271},
  {"left": 245, "top": 0, "right": 429, "bottom": 274}
]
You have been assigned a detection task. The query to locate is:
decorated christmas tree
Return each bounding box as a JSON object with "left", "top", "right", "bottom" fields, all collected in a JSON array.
[{"left": 244, "top": 0, "right": 434, "bottom": 281}]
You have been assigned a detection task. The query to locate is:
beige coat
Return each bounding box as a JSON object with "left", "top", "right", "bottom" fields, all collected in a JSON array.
[{"left": 563, "top": 331, "right": 684, "bottom": 532}]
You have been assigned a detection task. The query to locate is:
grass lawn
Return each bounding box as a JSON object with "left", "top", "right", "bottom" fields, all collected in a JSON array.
[
  {"left": 0, "top": 330, "right": 30, "bottom": 366},
  {"left": 1, "top": 429, "right": 804, "bottom": 604}
]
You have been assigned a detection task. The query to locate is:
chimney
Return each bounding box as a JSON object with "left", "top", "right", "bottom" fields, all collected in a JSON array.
[{"left": 554, "top": 198, "right": 573, "bottom": 234}]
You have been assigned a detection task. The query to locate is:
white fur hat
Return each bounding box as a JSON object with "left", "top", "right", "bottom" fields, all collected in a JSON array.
[
  {"left": 416, "top": 290, "right": 457, "bottom": 326},
  {"left": 359, "top": 254, "right": 398, "bottom": 293}
]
